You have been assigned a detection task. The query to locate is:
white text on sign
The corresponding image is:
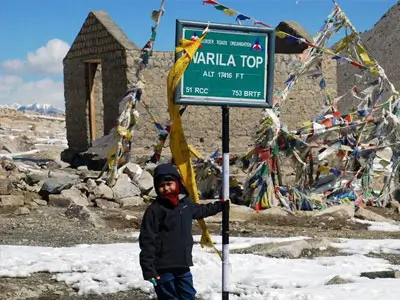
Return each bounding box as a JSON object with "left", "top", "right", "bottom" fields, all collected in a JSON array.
[
  {"left": 193, "top": 52, "right": 264, "bottom": 69},
  {"left": 185, "top": 87, "right": 209, "bottom": 95},
  {"left": 232, "top": 90, "right": 262, "bottom": 97},
  {"left": 202, "top": 71, "right": 245, "bottom": 79}
]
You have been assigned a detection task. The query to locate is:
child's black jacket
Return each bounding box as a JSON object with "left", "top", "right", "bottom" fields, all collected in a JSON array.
[{"left": 139, "top": 163, "right": 223, "bottom": 280}]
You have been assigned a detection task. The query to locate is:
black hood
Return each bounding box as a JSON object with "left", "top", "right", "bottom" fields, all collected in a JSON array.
[{"left": 153, "top": 163, "right": 188, "bottom": 196}]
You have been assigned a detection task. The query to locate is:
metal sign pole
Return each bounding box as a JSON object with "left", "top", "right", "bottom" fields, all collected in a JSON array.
[{"left": 221, "top": 105, "right": 230, "bottom": 300}]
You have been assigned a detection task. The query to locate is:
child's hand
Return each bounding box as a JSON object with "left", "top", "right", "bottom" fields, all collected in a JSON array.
[{"left": 150, "top": 276, "right": 160, "bottom": 286}]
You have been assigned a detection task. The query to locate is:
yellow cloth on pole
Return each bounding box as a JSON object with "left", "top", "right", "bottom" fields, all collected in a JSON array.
[
  {"left": 166, "top": 30, "right": 222, "bottom": 258},
  {"left": 332, "top": 32, "right": 356, "bottom": 53}
]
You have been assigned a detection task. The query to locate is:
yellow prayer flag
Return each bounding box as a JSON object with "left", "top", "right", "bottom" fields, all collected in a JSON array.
[
  {"left": 356, "top": 44, "right": 374, "bottom": 66},
  {"left": 223, "top": 8, "right": 237, "bottom": 17},
  {"left": 166, "top": 30, "right": 221, "bottom": 258},
  {"left": 188, "top": 145, "right": 204, "bottom": 160},
  {"left": 302, "top": 121, "right": 313, "bottom": 128},
  {"left": 276, "top": 31, "right": 287, "bottom": 39},
  {"left": 370, "top": 67, "right": 379, "bottom": 76},
  {"left": 332, "top": 32, "right": 356, "bottom": 53}
]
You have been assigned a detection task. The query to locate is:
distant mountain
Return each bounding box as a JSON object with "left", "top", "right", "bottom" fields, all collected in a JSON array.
[
  {"left": 0, "top": 103, "right": 64, "bottom": 114},
  {"left": 17, "top": 103, "right": 64, "bottom": 115},
  {"left": 0, "top": 103, "right": 22, "bottom": 110}
]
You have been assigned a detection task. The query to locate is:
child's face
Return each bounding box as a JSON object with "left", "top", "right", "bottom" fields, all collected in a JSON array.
[{"left": 157, "top": 180, "right": 177, "bottom": 195}]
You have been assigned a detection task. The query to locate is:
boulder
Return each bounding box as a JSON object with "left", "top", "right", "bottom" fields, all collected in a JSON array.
[
  {"left": 25, "top": 170, "right": 48, "bottom": 185},
  {"left": 117, "top": 196, "right": 144, "bottom": 208},
  {"left": 77, "top": 165, "right": 88, "bottom": 171},
  {"left": 2, "top": 143, "right": 18, "bottom": 154},
  {"left": 136, "top": 170, "right": 154, "bottom": 194},
  {"left": 95, "top": 199, "right": 120, "bottom": 210},
  {"left": 355, "top": 207, "right": 391, "bottom": 222},
  {"left": 250, "top": 238, "right": 331, "bottom": 259},
  {"left": 360, "top": 270, "right": 400, "bottom": 279},
  {"left": 0, "top": 178, "right": 13, "bottom": 195},
  {"left": 39, "top": 178, "right": 74, "bottom": 199},
  {"left": 48, "top": 195, "right": 71, "bottom": 208},
  {"left": 48, "top": 186, "right": 89, "bottom": 207},
  {"left": 93, "top": 182, "right": 114, "bottom": 200},
  {"left": 265, "top": 239, "right": 310, "bottom": 259},
  {"left": 14, "top": 207, "right": 30, "bottom": 215},
  {"left": 32, "top": 198, "right": 48, "bottom": 206},
  {"left": 258, "top": 207, "right": 290, "bottom": 217},
  {"left": 313, "top": 204, "right": 354, "bottom": 219},
  {"left": 86, "top": 178, "right": 97, "bottom": 191},
  {"left": 60, "top": 187, "right": 89, "bottom": 206},
  {"left": 123, "top": 163, "right": 143, "bottom": 182},
  {"left": 144, "top": 162, "right": 157, "bottom": 176},
  {"left": 64, "top": 204, "right": 105, "bottom": 228},
  {"left": 48, "top": 170, "right": 80, "bottom": 180},
  {"left": 0, "top": 195, "right": 24, "bottom": 207},
  {"left": 0, "top": 158, "right": 16, "bottom": 171},
  {"left": 325, "top": 276, "right": 355, "bottom": 285},
  {"left": 148, "top": 188, "right": 158, "bottom": 199},
  {"left": 112, "top": 174, "right": 141, "bottom": 200},
  {"left": 25, "top": 201, "right": 39, "bottom": 210}
]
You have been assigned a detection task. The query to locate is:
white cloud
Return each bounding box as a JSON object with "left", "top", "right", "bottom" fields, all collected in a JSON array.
[
  {"left": 0, "top": 38, "right": 69, "bottom": 109},
  {"left": 2, "top": 39, "right": 70, "bottom": 75},
  {"left": 0, "top": 75, "right": 23, "bottom": 92},
  {"left": 0, "top": 77, "right": 64, "bottom": 109}
]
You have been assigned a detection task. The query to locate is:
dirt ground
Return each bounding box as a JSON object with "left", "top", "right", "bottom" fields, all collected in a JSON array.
[{"left": 1, "top": 204, "right": 400, "bottom": 299}]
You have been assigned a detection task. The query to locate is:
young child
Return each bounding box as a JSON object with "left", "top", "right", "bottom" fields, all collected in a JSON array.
[{"left": 139, "top": 163, "right": 225, "bottom": 299}]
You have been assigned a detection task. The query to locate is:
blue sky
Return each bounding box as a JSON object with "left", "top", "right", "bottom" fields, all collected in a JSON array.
[{"left": 0, "top": 0, "right": 397, "bottom": 109}]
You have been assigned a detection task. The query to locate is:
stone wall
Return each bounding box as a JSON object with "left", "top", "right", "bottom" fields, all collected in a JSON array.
[
  {"left": 128, "top": 50, "right": 337, "bottom": 154},
  {"left": 64, "top": 11, "right": 338, "bottom": 156}
]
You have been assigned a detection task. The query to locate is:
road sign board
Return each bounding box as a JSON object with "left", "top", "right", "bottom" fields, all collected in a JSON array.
[{"left": 174, "top": 20, "right": 275, "bottom": 108}]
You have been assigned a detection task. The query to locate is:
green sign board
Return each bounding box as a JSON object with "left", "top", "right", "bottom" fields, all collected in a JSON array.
[{"left": 174, "top": 20, "right": 275, "bottom": 108}]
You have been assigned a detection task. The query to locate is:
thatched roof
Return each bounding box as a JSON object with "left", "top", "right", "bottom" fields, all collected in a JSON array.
[{"left": 275, "top": 21, "right": 313, "bottom": 54}]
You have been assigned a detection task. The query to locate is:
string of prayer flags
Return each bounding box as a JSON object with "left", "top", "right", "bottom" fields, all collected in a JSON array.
[
  {"left": 139, "top": 1, "right": 166, "bottom": 70},
  {"left": 202, "top": 0, "right": 272, "bottom": 27},
  {"left": 201, "top": 0, "right": 380, "bottom": 79}
]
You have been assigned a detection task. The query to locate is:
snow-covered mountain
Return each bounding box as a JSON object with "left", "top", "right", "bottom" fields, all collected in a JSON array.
[
  {"left": 0, "top": 103, "right": 64, "bottom": 115},
  {"left": 0, "top": 103, "right": 22, "bottom": 110},
  {"left": 17, "top": 104, "right": 64, "bottom": 115}
]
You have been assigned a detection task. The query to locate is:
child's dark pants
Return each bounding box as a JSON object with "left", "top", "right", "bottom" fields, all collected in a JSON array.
[{"left": 155, "top": 267, "right": 196, "bottom": 300}]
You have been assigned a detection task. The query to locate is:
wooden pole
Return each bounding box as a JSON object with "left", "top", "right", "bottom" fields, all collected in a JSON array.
[
  {"left": 88, "top": 63, "right": 96, "bottom": 141},
  {"left": 151, "top": 0, "right": 167, "bottom": 52}
]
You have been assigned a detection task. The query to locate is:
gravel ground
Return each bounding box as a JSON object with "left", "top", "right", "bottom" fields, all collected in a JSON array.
[{"left": 1, "top": 205, "right": 400, "bottom": 299}]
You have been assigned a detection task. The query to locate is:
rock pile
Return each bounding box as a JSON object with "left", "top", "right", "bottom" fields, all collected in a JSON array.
[
  {"left": 0, "top": 158, "right": 156, "bottom": 215},
  {"left": 0, "top": 155, "right": 399, "bottom": 229}
]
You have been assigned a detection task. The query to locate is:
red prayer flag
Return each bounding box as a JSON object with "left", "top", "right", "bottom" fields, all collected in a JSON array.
[
  {"left": 333, "top": 111, "right": 341, "bottom": 118},
  {"left": 254, "top": 21, "right": 271, "bottom": 28},
  {"left": 350, "top": 61, "right": 363, "bottom": 68},
  {"left": 344, "top": 114, "right": 352, "bottom": 122},
  {"left": 203, "top": 0, "right": 218, "bottom": 5}
]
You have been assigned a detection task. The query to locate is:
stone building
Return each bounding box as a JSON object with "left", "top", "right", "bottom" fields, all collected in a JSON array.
[
  {"left": 63, "top": 11, "right": 139, "bottom": 153},
  {"left": 63, "top": 10, "right": 337, "bottom": 160}
]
